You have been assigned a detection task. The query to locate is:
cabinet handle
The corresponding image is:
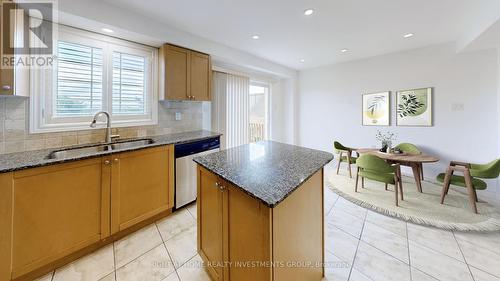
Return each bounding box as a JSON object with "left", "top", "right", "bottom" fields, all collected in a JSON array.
[
  {"left": 2, "top": 85, "right": 11, "bottom": 90},
  {"left": 215, "top": 182, "right": 225, "bottom": 191},
  {"left": 104, "top": 160, "right": 111, "bottom": 165},
  {"left": 114, "top": 158, "right": 119, "bottom": 163}
]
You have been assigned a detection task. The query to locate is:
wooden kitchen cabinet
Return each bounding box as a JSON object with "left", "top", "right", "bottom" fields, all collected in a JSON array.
[
  {"left": 197, "top": 165, "right": 323, "bottom": 281},
  {"left": 197, "top": 166, "right": 225, "bottom": 281},
  {"left": 0, "top": 145, "right": 175, "bottom": 281},
  {"left": 110, "top": 145, "right": 174, "bottom": 234},
  {"left": 9, "top": 158, "right": 108, "bottom": 279},
  {"left": 160, "top": 44, "right": 211, "bottom": 101}
]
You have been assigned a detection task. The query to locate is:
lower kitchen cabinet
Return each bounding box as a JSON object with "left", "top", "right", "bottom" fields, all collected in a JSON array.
[
  {"left": 197, "top": 165, "right": 324, "bottom": 281},
  {"left": 10, "top": 158, "right": 107, "bottom": 279},
  {"left": 110, "top": 145, "right": 174, "bottom": 233},
  {"left": 0, "top": 145, "right": 175, "bottom": 281}
]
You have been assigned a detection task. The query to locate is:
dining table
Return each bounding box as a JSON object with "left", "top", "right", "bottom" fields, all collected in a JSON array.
[{"left": 355, "top": 148, "right": 440, "bottom": 193}]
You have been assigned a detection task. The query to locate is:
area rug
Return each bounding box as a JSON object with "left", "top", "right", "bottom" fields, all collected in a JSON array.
[{"left": 326, "top": 170, "right": 500, "bottom": 232}]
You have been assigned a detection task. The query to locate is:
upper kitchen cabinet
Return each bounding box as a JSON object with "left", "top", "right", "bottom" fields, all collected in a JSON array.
[
  {"left": 0, "top": 2, "right": 14, "bottom": 95},
  {"left": 159, "top": 44, "right": 212, "bottom": 101}
]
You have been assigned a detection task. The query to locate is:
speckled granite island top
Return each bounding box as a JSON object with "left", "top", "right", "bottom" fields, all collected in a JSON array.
[
  {"left": 193, "top": 141, "right": 333, "bottom": 208},
  {"left": 0, "top": 130, "right": 221, "bottom": 173}
]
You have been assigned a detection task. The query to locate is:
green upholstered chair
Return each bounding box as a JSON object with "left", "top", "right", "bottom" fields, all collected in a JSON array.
[
  {"left": 437, "top": 159, "right": 500, "bottom": 214},
  {"left": 334, "top": 141, "right": 358, "bottom": 178},
  {"left": 395, "top": 143, "right": 424, "bottom": 180},
  {"left": 355, "top": 154, "right": 403, "bottom": 206}
]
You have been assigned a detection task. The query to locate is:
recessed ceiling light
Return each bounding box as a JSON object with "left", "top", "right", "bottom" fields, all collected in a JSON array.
[
  {"left": 341, "top": 49, "right": 349, "bottom": 53},
  {"left": 300, "top": 59, "right": 305, "bottom": 63},
  {"left": 252, "top": 35, "right": 260, "bottom": 40},
  {"left": 102, "top": 28, "right": 114, "bottom": 33},
  {"left": 304, "top": 9, "right": 314, "bottom": 16},
  {"left": 403, "top": 33, "right": 414, "bottom": 38}
]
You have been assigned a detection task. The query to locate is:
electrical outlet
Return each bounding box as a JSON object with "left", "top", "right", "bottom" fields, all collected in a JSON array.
[
  {"left": 175, "top": 112, "right": 182, "bottom": 121},
  {"left": 451, "top": 103, "right": 464, "bottom": 111}
]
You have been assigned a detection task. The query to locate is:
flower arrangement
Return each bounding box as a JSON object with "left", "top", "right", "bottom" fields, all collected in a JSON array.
[{"left": 375, "top": 130, "right": 397, "bottom": 152}]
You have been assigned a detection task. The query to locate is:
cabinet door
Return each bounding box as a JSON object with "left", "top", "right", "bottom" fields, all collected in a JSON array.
[
  {"left": 190, "top": 51, "right": 211, "bottom": 101},
  {"left": 226, "top": 184, "right": 272, "bottom": 281},
  {"left": 10, "top": 158, "right": 108, "bottom": 278},
  {"left": 164, "top": 45, "right": 189, "bottom": 100},
  {"left": 0, "top": 3, "right": 14, "bottom": 95},
  {"left": 197, "top": 166, "right": 224, "bottom": 281},
  {"left": 111, "top": 146, "right": 173, "bottom": 233}
]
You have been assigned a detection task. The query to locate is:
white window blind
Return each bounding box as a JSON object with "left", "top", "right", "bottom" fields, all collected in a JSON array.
[
  {"left": 30, "top": 25, "right": 158, "bottom": 133},
  {"left": 55, "top": 41, "right": 103, "bottom": 116},
  {"left": 112, "top": 52, "right": 146, "bottom": 115}
]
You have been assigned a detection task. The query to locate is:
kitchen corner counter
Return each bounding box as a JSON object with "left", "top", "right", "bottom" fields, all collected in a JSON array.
[
  {"left": 193, "top": 141, "right": 333, "bottom": 208},
  {"left": 0, "top": 130, "right": 221, "bottom": 174}
]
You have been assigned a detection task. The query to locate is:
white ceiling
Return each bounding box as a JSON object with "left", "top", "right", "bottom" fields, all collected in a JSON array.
[{"left": 98, "top": 0, "right": 493, "bottom": 70}]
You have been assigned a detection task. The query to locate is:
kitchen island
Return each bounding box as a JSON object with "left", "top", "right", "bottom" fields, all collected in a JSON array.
[{"left": 193, "top": 141, "right": 333, "bottom": 281}]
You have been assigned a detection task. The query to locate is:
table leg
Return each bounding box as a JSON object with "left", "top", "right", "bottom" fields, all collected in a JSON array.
[{"left": 411, "top": 164, "right": 423, "bottom": 193}]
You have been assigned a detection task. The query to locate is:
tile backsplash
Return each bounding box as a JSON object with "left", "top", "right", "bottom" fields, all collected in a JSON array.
[{"left": 0, "top": 97, "right": 205, "bottom": 154}]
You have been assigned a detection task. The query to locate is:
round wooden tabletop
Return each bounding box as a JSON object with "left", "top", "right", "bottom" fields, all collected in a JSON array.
[{"left": 355, "top": 148, "right": 440, "bottom": 163}]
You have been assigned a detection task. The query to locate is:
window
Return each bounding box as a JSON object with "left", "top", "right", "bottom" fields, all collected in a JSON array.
[{"left": 30, "top": 25, "right": 158, "bottom": 133}]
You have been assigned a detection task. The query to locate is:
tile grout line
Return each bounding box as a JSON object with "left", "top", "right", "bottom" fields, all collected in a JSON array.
[
  {"left": 406, "top": 222, "right": 412, "bottom": 281},
  {"left": 452, "top": 231, "right": 476, "bottom": 281},
  {"left": 112, "top": 242, "right": 117, "bottom": 281},
  {"left": 347, "top": 210, "right": 367, "bottom": 281},
  {"left": 155, "top": 222, "right": 182, "bottom": 280}
]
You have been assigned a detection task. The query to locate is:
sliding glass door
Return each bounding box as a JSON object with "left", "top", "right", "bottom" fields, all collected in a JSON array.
[{"left": 249, "top": 83, "right": 269, "bottom": 143}]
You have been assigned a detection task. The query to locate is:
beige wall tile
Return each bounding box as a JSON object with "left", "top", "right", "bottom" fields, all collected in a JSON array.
[{"left": 0, "top": 100, "right": 204, "bottom": 154}]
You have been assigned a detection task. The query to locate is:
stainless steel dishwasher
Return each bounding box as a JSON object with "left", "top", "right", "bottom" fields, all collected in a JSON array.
[{"left": 174, "top": 137, "right": 220, "bottom": 209}]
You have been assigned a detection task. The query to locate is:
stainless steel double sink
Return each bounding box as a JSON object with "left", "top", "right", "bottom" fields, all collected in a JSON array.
[{"left": 47, "top": 139, "right": 155, "bottom": 160}]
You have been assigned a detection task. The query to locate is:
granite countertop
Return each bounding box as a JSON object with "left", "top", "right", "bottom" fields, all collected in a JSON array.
[
  {"left": 193, "top": 141, "right": 333, "bottom": 208},
  {"left": 0, "top": 130, "right": 221, "bottom": 173}
]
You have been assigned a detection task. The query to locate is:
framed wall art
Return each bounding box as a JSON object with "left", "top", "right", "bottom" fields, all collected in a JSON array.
[
  {"left": 362, "top": 91, "right": 390, "bottom": 126},
  {"left": 396, "top": 88, "right": 433, "bottom": 126}
]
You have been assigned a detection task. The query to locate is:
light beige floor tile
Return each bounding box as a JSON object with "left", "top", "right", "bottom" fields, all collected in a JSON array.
[
  {"left": 334, "top": 197, "right": 367, "bottom": 220},
  {"left": 114, "top": 224, "right": 163, "bottom": 268},
  {"left": 34, "top": 272, "right": 54, "bottom": 281},
  {"left": 409, "top": 241, "right": 473, "bottom": 281},
  {"left": 324, "top": 188, "right": 339, "bottom": 215},
  {"left": 186, "top": 202, "right": 197, "bottom": 220},
  {"left": 361, "top": 222, "right": 409, "bottom": 263},
  {"left": 53, "top": 245, "right": 114, "bottom": 281},
  {"left": 470, "top": 266, "right": 500, "bottom": 281},
  {"left": 349, "top": 269, "right": 375, "bottom": 281},
  {"left": 99, "top": 273, "right": 115, "bottom": 281},
  {"left": 327, "top": 208, "right": 365, "bottom": 239},
  {"left": 177, "top": 255, "right": 211, "bottom": 281},
  {"left": 165, "top": 226, "right": 197, "bottom": 269},
  {"left": 411, "top": 267, "right": 439, "bottom": 281},
  {"left": 324, "top": 250, "right": 351, "bottom": 281},
  {"left": 365, "top": 211, "right": 407, "bottom": 237},
  {"left": 353, "top": 242, "right": 410, "bottom": 281},
  {"left": 156, "top": 209, "right": 196, "bottom": 241},
  {"left": 162, "top": 272, "right": 180, "bottom": 281},
  {"left": 116, "top": 244, "right": 175, "bottom": 281},
  {"left": 456, "top": 235, "right": 500, "bottom": 277},
  {"left": 325, "top": 222, "right": 359, "bottom": 263},
  {"left": 454, "top": 231, "right": 500, "bottom": 255},
  {"left": 407, "top": 223, "right": 464, "bottom": 261}
]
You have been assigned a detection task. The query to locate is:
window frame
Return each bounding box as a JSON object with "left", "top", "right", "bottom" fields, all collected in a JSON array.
[
  {"left": 249, "top": 80, "right": 271, "bottom": 141},
  {"left": 30, "top": 25, "right": 158, "bottom": 133}
]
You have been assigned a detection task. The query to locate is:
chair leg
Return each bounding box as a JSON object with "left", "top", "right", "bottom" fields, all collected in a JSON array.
[
  {"left": 440, "top": 167, "right": 453, "bottom": 204},
  {"left": 463, "top": 170, "right": 478, "bottom": 214},
  {"left": 398, "top": 170, "right": 404, "bottom": 201},
  {"left": 385, "top": 183, "right": 388, "bottom": 191},
  {"left": 394, "top": 176, "right": 399, "bottom": 207},
  {"left": 355, "top": 168, "right": 360, "bottom": 193},
  {"left": 336, "top": 152, "right": 343, "bottom": 175},
  {"left": 420, "top": 163, "right": 424, "bottom": 181},
  {"left": 474, "top": 189, "right": 479, "bottom": 202},
  {"left": 361, "top": 177, "right": 365, "bottom": 188}
]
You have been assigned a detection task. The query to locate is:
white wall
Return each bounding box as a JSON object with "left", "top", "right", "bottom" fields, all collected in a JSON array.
[
  {"left": 271, "top": 79, "right": 296, "bottom": 144},
  {"left": 298, "top": 43, "right": 499, "bottom": 192}
]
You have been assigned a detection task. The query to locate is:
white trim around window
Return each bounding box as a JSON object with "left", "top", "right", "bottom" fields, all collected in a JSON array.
[{"left": 30, "top": 25, "right": 158, "bottom": 133}]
